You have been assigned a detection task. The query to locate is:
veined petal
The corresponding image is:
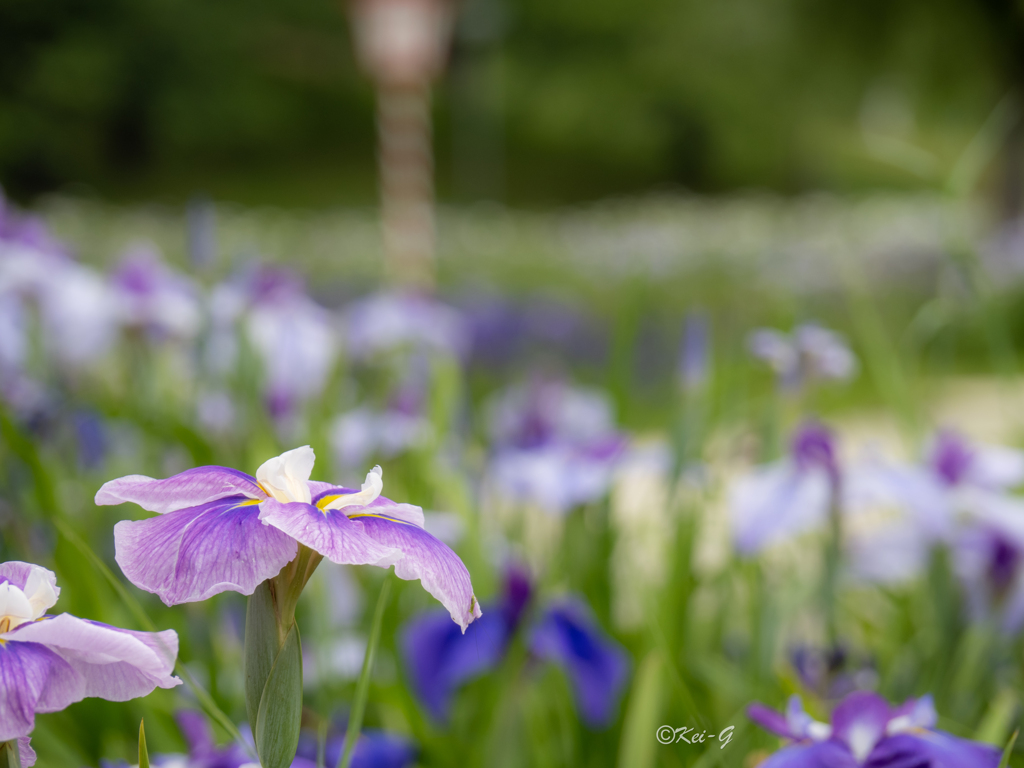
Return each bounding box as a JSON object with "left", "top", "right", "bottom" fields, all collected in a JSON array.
[
  {"left": 17, "top": 737, "right": 35, "bottom": 767},
  {"left": 114, "top": 496, "right": 297, "bottom": 604},
  {"left": 258, "top": 498, "right": 403, "bottom": 569},
  {"left": 0, "top": 563, "right": 58, "bottom": 601},
  {"left": 348, "top": 513, "right": 482, "bottom": 632},
  {"left": 9, "top": 614, "right": 180, "bottom": 700},
  {"left": 96, "top": 466, "right": 264, "bottom": 514},
  {"left": 0, "top": 639, "right": 81, "bottom": 741}
]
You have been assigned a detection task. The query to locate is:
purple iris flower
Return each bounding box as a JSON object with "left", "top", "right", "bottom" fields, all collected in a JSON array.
[
  {"left": 528, "top": 598, "right": 631, "bottom": 728},
  {"left": 790, "top": 645, "right": 877, "bottom": 701},
  {"left": 96, "top": 446, "right": 482, "bottom": 631},
  {"left": 844, "top": 430, "right": 1024, "bottom": 585},
  {"left": 952, "top": 493, "right": 1024, "bottom": 633},
  {"left": 486, "top": 378, "right": 628, "bottom": 515},
  {"left": 111, "top": 244, "right": 202, "bottom": 341},
  {"left": 729, "top": 422, "right": 839, "bottom": 554},
  {"left": 400, "top": 565, "right": 532, "bottom": 721},
  {"left": 401, "top": 567, "right": 629, "bottom": 729},
  {"left": 748, "top": 691, "right": 999, "bottom": 767},
  {"left": 0, "top": 561, "right": 181, "bottom": 761},
  {"left": 295, "top": 727, "right": 416, "bottom": 768},
  {"left": 344, "top": 291, "right": 469, "bottom": 361},
  {"left": 748, "top": 323, "right": 857, "bottom": 391}
]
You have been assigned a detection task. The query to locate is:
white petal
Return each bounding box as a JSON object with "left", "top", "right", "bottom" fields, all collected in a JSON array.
[
  {"left": 256, "top": 445, "right": 315, "bottom": 504},
  {"left": 323, "top": 465, "right": 383, "bottom": 511},
  {"left": 22, "top": 566, "right": 59, "bottom": 619}
]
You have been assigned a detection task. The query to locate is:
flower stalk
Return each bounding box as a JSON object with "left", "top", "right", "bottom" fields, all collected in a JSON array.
[{"left": 339, "top": 572, "right": 394, "bottom": 768}]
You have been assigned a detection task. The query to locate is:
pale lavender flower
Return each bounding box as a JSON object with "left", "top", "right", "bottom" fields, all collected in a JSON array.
[
  {"left": 486, "top": 378, "right": 627, "bottom": 514},
  {"left": 748, "top": 323, "right": 856, "bottom": 390},
  {"left": 729, "top": 422, "right": 839, "bottom": 554},
  {"left": 344, "top": 291, "right": 469, "bottom": 361},
  {"left": 97, "top": 446, "right": 481, "bottom": 631},
  {"left": 330, "top": 406, "right": 433, "bottom": 469},
  {"left": 748, "top": 691, "right": 999, "bottom": 767},
  {"left": 111, "top": 244, "right": 202, "bottom": 340},
  {"left": 0, "top": 561, "right": 181, "bottom": 756}
]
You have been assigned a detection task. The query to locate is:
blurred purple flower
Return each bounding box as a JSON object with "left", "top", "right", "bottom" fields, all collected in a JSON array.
[
  {"left": 0, "top": 561, "right": 180, "bottom": 754},
  {"left": 748, "top": 691, "right": 999, "bottom": 767},
  {"left": 98, "top": 447, "right": 481, "bottom": 631},
  {"left": 400, "top": 565, "right": 532, "bottom": 721},
  {"left": 400, "top": 566, "right": 628, "bottom": 729},
  {"left": 790, "top": 644, "right": 877, "bottom": 701},
  {"left": 344, "top": 291, "right": 469, "bottom": 361},
  {"left": 330, "top": 406, "right": 434, "bottom": 469},
  {"left": 111, "top": 244, "right": 202, "bottom": 340},
  {"left": 72, "top": 409, "right": 107, "bottom": 470},
  {"left": 748, "top": 323, "right": 856, "bottom": 391},
  {"left": 529, "top": 598, "right": 631, "bottom": 729},
  {"left": 729, "top": 422, "right": 839, "bottom": 554},
  {"left": 295, "top": 728, "right": 416, "bottom": 768},
  {"left": 486, "top": 378, "right": 627, "bottom": 514}
]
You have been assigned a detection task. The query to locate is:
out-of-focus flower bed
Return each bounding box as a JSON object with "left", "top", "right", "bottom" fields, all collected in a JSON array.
[{"left": 3, "top": 190, "right": 1024, "bottom": 767}]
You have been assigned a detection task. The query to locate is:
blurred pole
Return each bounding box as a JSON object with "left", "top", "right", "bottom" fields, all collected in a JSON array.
[{"left": 349, "top": 0, "right": 454, "bottom": 290}]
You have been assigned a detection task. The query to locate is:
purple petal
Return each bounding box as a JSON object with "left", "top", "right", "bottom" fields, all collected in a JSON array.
[
  {"left": 0, "top": 639, "right": 80, "bottom": 741},
  {"left": 114, "top": 496, "right": 298, "bottom": 604},
  {"left": 730, "top": 463, "right": 831, "bottom": 554},
  {"left": 529, "top": 599, "right": 630, "bottom": 729},
  {"left": 831, "top": 692, "right": 891, "bottom": 763},
  {"left": 17, "top": 737, "right": 35, "bottom": 767},
  {"left": 759, "top": 740, "right": 857, "bottom": 768},
  {"left": 175, "top": 710, "right": 215, "bottom": 757},
  {"left": 258, "top": 499, "right": 403, "bottom": 569},
  {"left": 347, "top": 512, "right": 482, "bottom": 632},
  {"left": 867, "top": 732, "right": 1000, "bottom": 768},
  {"left": 748, "top": 702, "right": 796, "bottom": 739},
  {"left": 96, "top": 466, "right": 264, "bottom": 514},
  {"left": 0, "top": 562, "right": 57, "bottom": 597},
  {"left": 9, "top": 614, "right": 180, "bottom": 700},
  {"left": 311, "top": 487, "right": 426, "bottom": 527}
]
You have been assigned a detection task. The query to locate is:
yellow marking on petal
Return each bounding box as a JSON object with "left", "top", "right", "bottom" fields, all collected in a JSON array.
[
  {"left": 346, "top": 512, "right": 415, "bottom": 525},
  {"left": 237, "top": 498, "right": 263, "bottom": 507},
  {"left": 316, "top": 495, "right": 343, "bottom": 513}
]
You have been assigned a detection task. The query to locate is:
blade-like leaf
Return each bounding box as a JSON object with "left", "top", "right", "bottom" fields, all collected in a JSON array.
[
  {"left": 139, "top": 720, "right": 150, "bottom": 768},
  {"left": 998, "top": 728, "right": 1018, "bottom": 768},
  {"left": 617, "top": 651, "right": 663, "bottom": 768},
  {"left": 245, "top": 579, "right": 280, "bottom": 730},
  {"left": 256, "top": 620, "right": 303, "bottom": 768}
]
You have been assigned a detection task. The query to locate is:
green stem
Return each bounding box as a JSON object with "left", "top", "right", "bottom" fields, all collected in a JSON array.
[
  {"left": 823, "top": 489, "right": 842, "bottom": 648},
  {"left": 338, "top": 572, "right": 394, "bottom": 768},
  {"left": 1, "top": 740, "right": 22, "bottom": 768}
]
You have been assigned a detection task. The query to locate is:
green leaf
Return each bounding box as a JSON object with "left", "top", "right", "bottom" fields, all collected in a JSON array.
[
  {"left": 999, "top": 728, "right": 1018, "bottom": 768},
  {"left": 255, "top": 620, "right": 303, "bottom": 768},
  {"left": 245, "top": 579, "right": 280, "bottom": 730},
  {"left": 617, "top": 651, "right": 663, "bottom": 768},
  {"left": 976, "top": 688, "right": 1018, "bottom": 746},
  {"left": 139, "top": 720, "right": 150, "bottom": 768}
]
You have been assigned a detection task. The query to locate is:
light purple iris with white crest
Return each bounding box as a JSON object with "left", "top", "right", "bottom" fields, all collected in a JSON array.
[
  {"left": 97, "top": 446, "right": 481, "bottom": 631},
  {"left": 486, "top": 377, "right": 627, "bottom": 515},
  {"left": 0, "top": 561, "right": 181, "bottom": 763},
  {"left": 749, "top": 323, "right": 857, "bottom": 391},
  {"left": 748, "top": 691, "right": 999, "bottom": 766},
  {"left": 729, "top": 422, "right": 840, "bottom": 554}
]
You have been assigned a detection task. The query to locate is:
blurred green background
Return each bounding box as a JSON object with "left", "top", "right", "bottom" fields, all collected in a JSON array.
[{"left": 2, "top": 0, "right": 1023, "bottom": 206}]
